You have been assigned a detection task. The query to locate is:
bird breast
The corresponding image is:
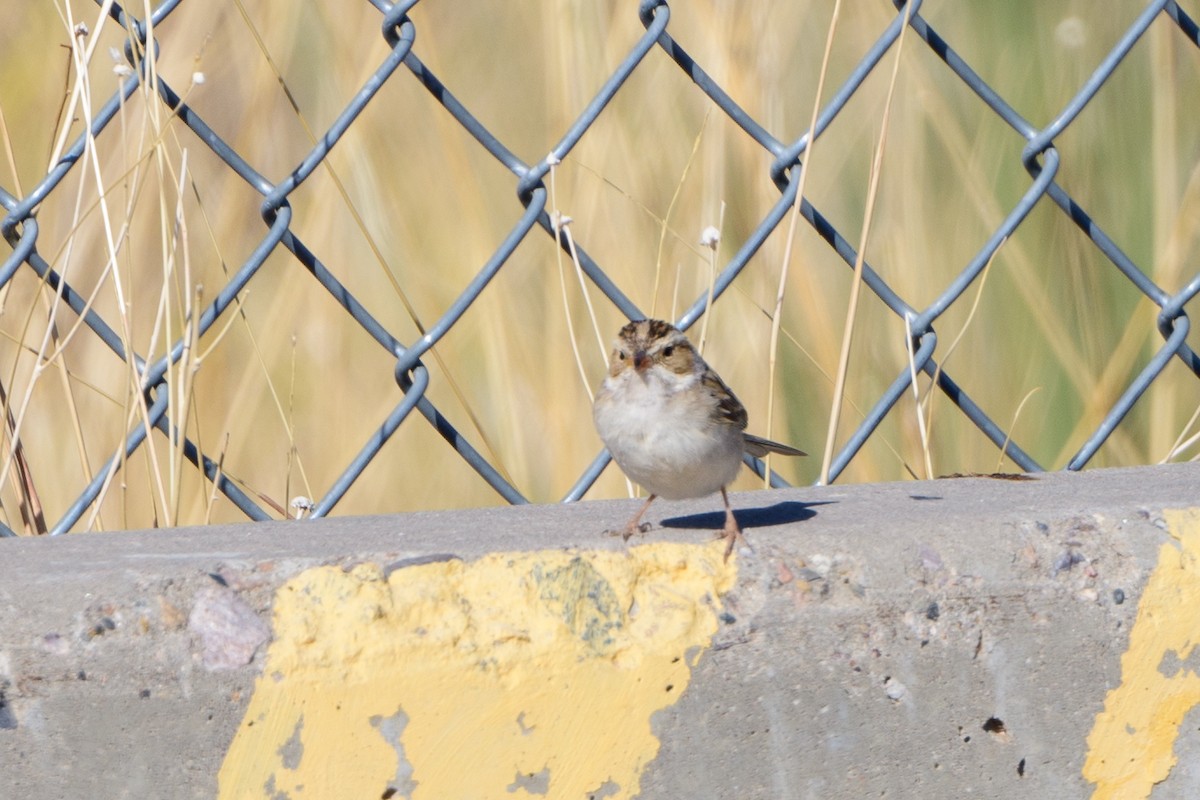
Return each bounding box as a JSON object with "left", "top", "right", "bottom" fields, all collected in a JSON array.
[{"left": 593, "top": 366, "right": 744, "bottom": 499}]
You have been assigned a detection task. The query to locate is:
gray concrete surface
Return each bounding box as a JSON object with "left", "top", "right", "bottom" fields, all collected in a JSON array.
[{"left": 1, "top": 462, "right": 1198, "bottom": 798}]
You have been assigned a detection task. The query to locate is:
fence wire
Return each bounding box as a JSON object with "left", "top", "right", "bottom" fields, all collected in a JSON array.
[{"left": 1, "top": 0, "right": 1199, "bottom": 536}]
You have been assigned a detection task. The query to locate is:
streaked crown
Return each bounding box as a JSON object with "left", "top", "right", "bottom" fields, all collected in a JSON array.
[{"left": 608, "top": 319, "right": 696, "bottom": 376}]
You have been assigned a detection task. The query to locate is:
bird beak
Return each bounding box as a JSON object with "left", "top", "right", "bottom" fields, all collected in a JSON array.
[{"left": 633, "top": 350, "right": 649, "bottom": 371}]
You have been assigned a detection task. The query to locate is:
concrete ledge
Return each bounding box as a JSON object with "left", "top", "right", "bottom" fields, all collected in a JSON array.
[{"left": 3, "top": 463, "right": 1200, "bottom": 798}]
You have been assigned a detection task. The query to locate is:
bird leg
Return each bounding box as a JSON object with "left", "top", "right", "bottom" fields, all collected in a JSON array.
[
  {"left": 720, "top": 487, "right": 745, "bottom": 561},
  {"left": 620, "top": 494, "right": 657, "bottom": 540}
]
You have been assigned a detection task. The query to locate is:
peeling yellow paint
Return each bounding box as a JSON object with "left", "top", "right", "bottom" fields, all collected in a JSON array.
[
  {"left": 1083, "top": 508, "right": 1200, "bottom": 799},
  {"left": 218, "top": 541, "right": 735, "bottom": 799}
]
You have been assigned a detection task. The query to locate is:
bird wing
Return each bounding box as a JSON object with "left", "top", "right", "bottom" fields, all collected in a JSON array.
[{"left": 701, "top": 370, "right": 749, "bottom": 429}]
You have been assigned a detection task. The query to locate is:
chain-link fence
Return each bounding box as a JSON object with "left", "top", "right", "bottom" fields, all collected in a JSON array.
[{"left": 1, "top": 0, "right": 1199, "bottom": 536}]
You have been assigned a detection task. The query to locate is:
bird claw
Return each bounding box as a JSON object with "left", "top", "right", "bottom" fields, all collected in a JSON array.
[
  {"left": 606, "top": 521, "right": 652, "bottom": 540},
  {"left": 720, "top": 522, "right": 750, "bottom": 562},
  {"left": 720, "top": 531, "right": 738, "bottom": 561},
  {"left": 623, "top": 521, "right": 653, "bottom": 541}
]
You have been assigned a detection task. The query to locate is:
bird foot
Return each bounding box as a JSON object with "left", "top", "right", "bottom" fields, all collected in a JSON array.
[
  {"left": 606, "top": 521, "right": 652, "bottom": 540},
  {"left": 720, "top": 520, "right": 747, "bottom": 562},
  {"left": 624, "top": 521, "right": 653, "bottom": 541}
]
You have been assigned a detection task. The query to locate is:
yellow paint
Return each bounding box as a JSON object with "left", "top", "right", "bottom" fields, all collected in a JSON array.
[
  {"left": 218, "top": 541, "right": 735, "bottom": 799},
  {"left": 1083, "top": 508, "right": 1200, "bottom": 798}
]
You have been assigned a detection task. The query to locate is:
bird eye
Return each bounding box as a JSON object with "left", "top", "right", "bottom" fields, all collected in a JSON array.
[
  {"left": 617, "top": 350, "right": 627, "bottom": 360},
  {"left": 662, "top": 345, "right": 674, "bottom": 357}
]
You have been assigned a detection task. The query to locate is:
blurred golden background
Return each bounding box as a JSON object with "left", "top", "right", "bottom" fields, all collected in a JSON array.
[{"left": 1, "top": 1, "right": 1198, "bottom": 533}]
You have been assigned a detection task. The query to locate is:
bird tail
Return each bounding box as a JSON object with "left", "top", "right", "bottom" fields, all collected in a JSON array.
[{"left": 743, "top": 433, "right": 807, "bottom": 458}]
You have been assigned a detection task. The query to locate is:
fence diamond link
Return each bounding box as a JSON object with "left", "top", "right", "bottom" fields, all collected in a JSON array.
[{"left": 1, "top": 0, "right": 1198, "bottom": 536}]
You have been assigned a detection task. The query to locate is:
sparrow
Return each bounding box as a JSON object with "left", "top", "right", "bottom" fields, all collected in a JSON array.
[{"left": 592, "top": 319, "right": 805, "bottom": 558}]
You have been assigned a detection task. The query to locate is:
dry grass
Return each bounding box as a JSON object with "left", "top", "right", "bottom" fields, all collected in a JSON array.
[{"left": 0, "top": 1, "right": 1198, "bottom": 533}]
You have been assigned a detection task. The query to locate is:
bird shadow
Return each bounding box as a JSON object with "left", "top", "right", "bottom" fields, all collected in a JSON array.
[{"left": 660, "top": 499, "right": 830, "bottom": 531}]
